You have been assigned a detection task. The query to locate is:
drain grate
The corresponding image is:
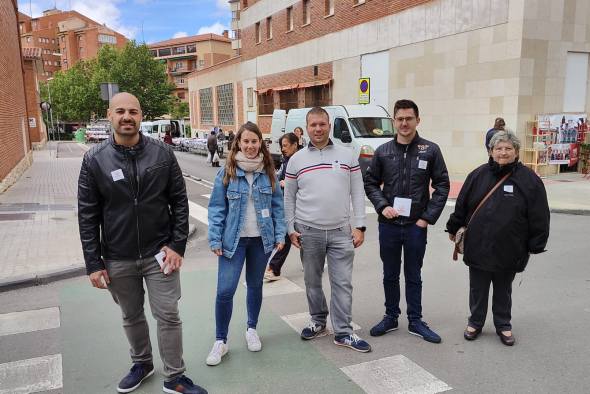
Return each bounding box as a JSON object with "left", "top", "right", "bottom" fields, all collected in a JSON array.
[{"left": 0, "top": 213, "right": 35, "bottom": 221}]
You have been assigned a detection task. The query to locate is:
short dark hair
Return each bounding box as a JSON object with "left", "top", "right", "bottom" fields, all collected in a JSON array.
[
  {"left": 393, "top": 99, "right": 419, "bottom": 118},
  {"left": 210, "top": 130, "right": 216, "bottom": 135},
  {"left": 279, "top": 132, "right": 300, "bottom": 148},
  {"left": 306, "top": 106, "right": 330, "bottom": 125}
]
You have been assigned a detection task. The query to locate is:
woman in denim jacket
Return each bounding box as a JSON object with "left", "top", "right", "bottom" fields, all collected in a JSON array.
[{"left": 206, "top": 122, "right": 286, "bottom": 366}]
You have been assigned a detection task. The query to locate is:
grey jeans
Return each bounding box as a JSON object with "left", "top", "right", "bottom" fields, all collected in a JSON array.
[
  {"left": 104, "top": 257, "right": 185, "bottom": 381},
  {"left": 296, "top": 223, "right": 355, "bottom": 336}
]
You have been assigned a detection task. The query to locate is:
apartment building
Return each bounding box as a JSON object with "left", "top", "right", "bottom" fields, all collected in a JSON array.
[
  {"left": 19, "top": 7, "right": 127, "bottom": 83},
  {"left": 1, "top": 0, "right": 33, "bottom": 194},
  {"left": 149, "top": 33, "right": 234, "bottom": 104},
  {"left": 189, "top": 0, "right": 590, "bottom": 173}
]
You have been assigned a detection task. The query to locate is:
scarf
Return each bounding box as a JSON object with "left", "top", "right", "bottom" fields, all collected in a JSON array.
[{"left": 235, "top": 151, "right": 264, "bottom": 173}]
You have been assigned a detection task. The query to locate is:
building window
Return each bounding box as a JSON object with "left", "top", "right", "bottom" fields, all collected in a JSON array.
[
  {"left": 52, "top": 39, "right": 55, "bottom": 43},
  {"left": 79, "top": 35, "right": 83, "bottom": 41},
  {"left": 217, "top": 84, "right": 234, "bottom": 126},
  {"left": 39, "top": 37, "right": 42, "bottom": 42},
  {"left": 178, "top": 92, "right": 185, "bottom": 99},
  {"left": 79, "top": 47, "right": 83, "bottom": 53},
  {"left": 247, "top": 87, "right": 253, "bottom": 107},
  {"left": 354, "top": 0, "right": 366, "bottom": 4},
  {"left": 164, "top": 65, "right": 168, "bottom": 71},
  {"left": 158, "top": 48, "right": 171, "bottom": 57},
  {"left": 54, "top": 61, "right": 58, "bottom": 66},
  {"left": 175, "top": 62, "right": 184, "bottom": 69},
  {"left": 177, "top": 78, "right": 185, "bottom": 85},
  {"left": 325, "top": 0, "right": 334, "bottom": 16},
  {"left": 173, "top": 46, "right": 186, "bottom": 55},
  {"left": 200, "top": 88, "right": 214, "bottom": 124},
  {"left": 187, "top": 44, "right": 196, "bottom": 53},
  {"left": 27, "top": 37, "right": 30, "bottom": 42},
  {"left": 19, "top": 24, "right": 22, "bottom": 30},
  {"left": 287, "top": 7, "right": 293, "bottom": 31},
  {"left": 305, "top": 85, "right": 330, "bottom": 107},
  {"left": 302, "top": 0, "right": 310, "bottom": 25},
  {"left": 258, "top": 92, "right": 274, "bottom": 115},
  {"left": 56, "top": 48, "right": 60, "bottom": 53},
  {"left": 64, "top": 59, "right": 67, "bottom": 64},
  {"left": 58, "top": 60, "right": 61, "bottom": 66},
  {"left": 63, "top": 47, "right": 66, "bottom": 53},
  {"left": 280, "top": 90, "right": 299, "bottom": 113},
  {"left": 98, "top": 35, "right": 117, "bottom": 44},
  {"left": 33, "top": 21, "right": 37, "bottom": 27},
  {"left": 199, "top": 59, "right": 204, "bottom": 67},
  {"left": 231, "top": 11, "right": 237, "bottom": 21},
  {"left": 150, "top": 50, "right": 157, "bottom": 57},
  {"left": 255, "top": 22, "right": 261, "bottom": 44},
  {"left": 242, "top": 0, "right": 248, "bottom": 8},
  {"left": 232, "top": 30, "right": 237, "bottom": 39},
  {"left": 192, "top": 60, "right": 197, "bottom": 69},
  {"left": 61, "top": 36, "right": 65, "bottom": 42},
  {"left": 266, "top": 17, "right": 272, "bottom": 39}
]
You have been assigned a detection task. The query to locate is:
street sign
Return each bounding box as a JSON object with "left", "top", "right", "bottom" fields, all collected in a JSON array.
[
  {"left": 359, "top": 78, "right": 370, "bottom": 104},
  {"left": 29, "top": 118, "right": 36, "bottom": 128},
  {"left": 101, "top": 83, "right": 119, "bottom": 101},
  {"left": 40, "top": 101, "right": 51, "bottom": 110}
]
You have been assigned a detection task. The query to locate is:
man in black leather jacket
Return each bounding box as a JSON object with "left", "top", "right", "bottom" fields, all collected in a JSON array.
[
  {"left": 78, "top": 93, "right": 207, "bottom": 394},
  {"left": 364, "top": 99, "right": 450, "bottom": 344}
]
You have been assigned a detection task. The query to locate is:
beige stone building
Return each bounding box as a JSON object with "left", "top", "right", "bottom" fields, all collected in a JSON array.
[{"left": 189, "top": 0, "right": 590, "bottom": 173}]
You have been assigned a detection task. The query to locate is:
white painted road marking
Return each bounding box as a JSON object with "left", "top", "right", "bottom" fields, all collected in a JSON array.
[
  {"left": 341, "top": 355, "right": 451, "bottom": 394},
  {"left": 281, "top": 312, "right": 361, "bottom": 337},
  {"left": 242, "top": 277, "right": 305, "bottom": 297},
  {"left": 0, "top": 307, "right": 60, "bottom": 337},
  {"left": 446, "top": 201, "right": 456, "bottom": 207},
  {"left": 184, "top": 176, "right": 214, "bottom": 189},
  {"left": 188, "top": 200, "right": 209, "bottom": 225},
  {"left": 0, "top": 354, "right": 63, "bottom": 394},
  {"left": 202, "top": 194, "right": 211, "bottom": 199}
]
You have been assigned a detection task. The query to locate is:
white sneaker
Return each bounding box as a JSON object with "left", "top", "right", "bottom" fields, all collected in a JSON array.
[
  {"left": 246, "top": 328, "right": 262, "bottom": 352},
  {"left": 206, "top": 340, "right": 228, "bottom": 366},
  {"left": 264, "top": 269, "right": 281, "bottom": 281}
]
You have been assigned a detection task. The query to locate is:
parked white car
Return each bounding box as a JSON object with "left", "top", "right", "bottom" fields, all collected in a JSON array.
[{"left": 142, "top": 119, "right": 186, "bottom": 140}]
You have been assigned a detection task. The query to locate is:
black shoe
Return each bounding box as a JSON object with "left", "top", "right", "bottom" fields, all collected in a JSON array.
[
  {"left": 163, "top": 375, "right": 208, "bottom": 394},
  {"left": 117, "top": 363, "right": 154, "bottom": 393},
  {"left": 497, "top": 331, "right": 515, "bottom": 346},
  {"left": 370, "top": 315, "right": 399, "bottom": 336},
  {"left": 464, "top": 327, "right": 482, "bottom": 340}
]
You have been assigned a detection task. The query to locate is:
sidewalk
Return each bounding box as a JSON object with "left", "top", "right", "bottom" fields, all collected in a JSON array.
[{"left": 1, "top": 145, "right": 589, "bottom": 291}]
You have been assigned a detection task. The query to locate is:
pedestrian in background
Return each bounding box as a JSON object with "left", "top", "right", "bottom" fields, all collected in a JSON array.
[
  {"left": 364, "top": 99, "right": 450, "bottom": 344},
  {"left": 294, "top": 126, "right": 306, "bottom": 147},
  {"left": 207, "top": 130, "right": 219, "bottom": 167},
  {"left": 447, "top": 130, "right": 550, "bottom": 346},
  {"left": 285, "top": 107, "right": 371, "bottom": 353},
  {"left": 206, "top": 121, "right": 286, "bottom": 366},
  {"left": 164, "top": 130, "right": 173, "bottom": 145},
  {"left": 227, "top": 129, "right": 235, "bottom": 150},
  {"left": 78, "top": 92, "right": 207, "bottom": 394},
  {"left": 264, "top": 132, "right": 301, "bottom": 281},
  {"left": 485, "top": 117, "right": 506, "bottom": 151}
]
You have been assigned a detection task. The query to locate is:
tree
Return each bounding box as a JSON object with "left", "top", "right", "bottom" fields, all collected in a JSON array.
[{"left": 168, "top": 96, "right": 190, "bottom": 119}]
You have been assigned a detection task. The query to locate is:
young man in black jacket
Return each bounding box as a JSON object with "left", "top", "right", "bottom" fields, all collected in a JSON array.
[
  {"left": 78, "top": 93, "right": 207, "bottom": 394},
  {"left": 364, "top": 99, "right": 450, "bottom": 344}
]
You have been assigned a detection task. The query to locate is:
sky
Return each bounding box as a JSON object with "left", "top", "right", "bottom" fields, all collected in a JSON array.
[{"left": 17, "top": 0, "right": 232, "bottom": 44}]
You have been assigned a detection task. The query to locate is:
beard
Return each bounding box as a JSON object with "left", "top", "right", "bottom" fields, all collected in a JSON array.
[{"left": 113, "top": 121, "right": 139, "bottom": 137}]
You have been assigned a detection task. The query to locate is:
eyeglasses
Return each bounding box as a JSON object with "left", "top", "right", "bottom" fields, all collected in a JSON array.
[{"left": 394, "top": 117, "right": 416, "bottom": 123}]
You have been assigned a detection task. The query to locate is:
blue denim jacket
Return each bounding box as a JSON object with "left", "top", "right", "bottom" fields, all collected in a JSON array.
[{"left": 207, "top": 166, "right": 287, "bottom": 258}]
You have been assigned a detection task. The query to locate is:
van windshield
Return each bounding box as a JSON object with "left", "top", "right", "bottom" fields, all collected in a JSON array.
[
  {"left": 141, "top": 125, "right": 152, "bottom": 133},
  {"left": 349, "top": 118, "right": 395, "bottom": 138}
]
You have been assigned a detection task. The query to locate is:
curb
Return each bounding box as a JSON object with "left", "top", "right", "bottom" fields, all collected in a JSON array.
[
  {"left": 549, "top": 208, "right": 590, "bottom": 216},
  {"left": 0, "top": 224, "right": 197, "bottom": 293}
]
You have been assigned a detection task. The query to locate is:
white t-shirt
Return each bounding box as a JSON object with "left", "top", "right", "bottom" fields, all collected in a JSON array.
[{"left": 240, "top": 172, "right": 261, "bottom": 237}]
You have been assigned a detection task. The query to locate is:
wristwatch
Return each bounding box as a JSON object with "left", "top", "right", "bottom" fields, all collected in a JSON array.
[{"left": 356, "top": 226, "right": 366, "bottom": 232}]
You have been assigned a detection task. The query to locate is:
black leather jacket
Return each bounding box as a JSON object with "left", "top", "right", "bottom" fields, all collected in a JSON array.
[
  {"left": 78, "top": 135, "right": 189, "bottom": 275},
  {"left": 364, "top": 132, "right": 450, "bottom": 225}
]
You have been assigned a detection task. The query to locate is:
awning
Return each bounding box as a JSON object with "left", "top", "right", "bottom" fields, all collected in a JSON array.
[
  {"left": 170, "top": 55, "right": 195, "bottom": 60},
  {"left": 158, "top": 59, "right": 167, "bottom": 63},
  {"left": 273, "top": 84, "right": 299, "bottom": 91},
  {"left": 256, "top": 88, "right": 271, "bottom": 95},
  {"left": 171, "top": 72, "right": 182, "bottom": 76},
  {"left": 298, "top": 79, "right": 332, "bottom": 89}
]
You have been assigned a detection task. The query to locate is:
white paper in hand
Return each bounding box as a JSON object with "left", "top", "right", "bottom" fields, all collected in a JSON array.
[
  {"left": 393, "top": 197, "right": 412, "bottom": 217},
  {"left": 155, "top": 251, "right": 170, "bottom": 274},
  {"left": 266, "top": 246, "right": 279, "bottom": 263}
]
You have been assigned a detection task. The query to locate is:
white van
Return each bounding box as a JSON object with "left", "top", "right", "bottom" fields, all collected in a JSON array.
[
  {"left": 142, "top": 119, "right": 186, "bottom": 140},
  {"left": 269, "top": 105, "right": 395, "bottom": 176}
]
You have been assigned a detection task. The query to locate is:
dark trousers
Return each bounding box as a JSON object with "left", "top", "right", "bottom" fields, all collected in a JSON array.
[
  {"left": 378, "top": 222, "right": 427, "bottom": 322},
  {"left": 468, "top": 267, "right": 516, "bottom": 331},
  {"left": 209, "top": 149, "right": 218, "bottom": 166},
  {"left": 267, "top": 232, "right": 292, "bottom": 275}
]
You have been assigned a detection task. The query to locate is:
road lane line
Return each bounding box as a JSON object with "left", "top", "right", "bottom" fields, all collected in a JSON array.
[
  {"left": 0, "top": 307, "right": 60, "bottom": 337},
  {"left": 0, "top": 354, "right": 63, "bottom": 394},
  {"left": 188, "top": 200, "right": 209, "bottom": 224},
  {"left": 184, "top": 176, "right": 213, "bottom": 189},
  {"left": 202, "top": 194, "right": 211, "bottom": 199}
]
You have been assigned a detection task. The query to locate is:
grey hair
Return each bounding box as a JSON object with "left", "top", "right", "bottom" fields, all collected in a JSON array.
[{"left": 489, "top": 129, "right": 521, "bottom": 151}]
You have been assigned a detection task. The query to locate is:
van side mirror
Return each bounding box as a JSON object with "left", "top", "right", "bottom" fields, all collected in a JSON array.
[{"left": 341, "top": 131, "right": 352, "bottom": 143}]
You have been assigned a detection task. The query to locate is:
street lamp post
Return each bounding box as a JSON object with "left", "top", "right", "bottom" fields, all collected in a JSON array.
[{"left": 46, "top": 78, "right": 56, "bottom": 147}]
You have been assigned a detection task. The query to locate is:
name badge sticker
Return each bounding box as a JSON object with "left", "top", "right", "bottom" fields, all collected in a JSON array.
[
  {"left": 504, "top": 185, "right": 514, "bottom": 193},
  {"left": 111, "top": 169, "right": 124, "bottom": 182},
  {"left": 418, "top": 160, "right": 428, "bottom": 170},
  {"left": 261, "top": 209, "right": 270, "bottom": 218},
  {"left": 333, "top": 162, "right": 340, "bottom": 171}
]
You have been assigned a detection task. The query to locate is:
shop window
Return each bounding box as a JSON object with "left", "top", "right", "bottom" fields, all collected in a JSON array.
[
  {"left": 258, "top": 93, "right": 274, "bottom": 115},
  {"left": 217, "top": 83, "right": 234, "bottom": 126},
  {"left": 255, "top": 22, "right": 261, "bottom": 44},
  {"left": 173, "top": 46, "right": 186, "bottom": 55},
  {"left": 325, "top": 0, "right": 334, "bottom": 16},
  {"left": 279, "top": 90, "right": 299, "bottom": 113},
  {"left": 187, "top": 45, "right": 196, "bottom": 53},
  {"left": 286, "top": 7, "right": 293, "bottom": 31},
  {"left": 302, "top": 0, "right": 310, "bottom": 25},
  {"left": 158, "top": 48, "right": 171, "bottom": 57},
  {"left": 200, "top": 88, "right": 214, "bottom": 124},
  {"left": 266, "top": 17, "right": 272, "bottom": 39},
  {"left": 305, "top": 85, "right": 330, "bottom": 107}
]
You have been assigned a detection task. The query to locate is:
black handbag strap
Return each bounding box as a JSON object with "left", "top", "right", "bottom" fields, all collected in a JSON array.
[{"left": 467, "top": 170, "right": 512, "bottom": 228}]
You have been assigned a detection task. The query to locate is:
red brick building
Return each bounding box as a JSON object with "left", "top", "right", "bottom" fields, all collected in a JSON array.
[
  {"left": 19, "top": 8, "right": 127, "bottom": 83},
  {"left": 1, "top": 0, "right": 33, "bottom": 194},
  {"left": 22, "top": 47, "right": 47, "bottom": 150}
]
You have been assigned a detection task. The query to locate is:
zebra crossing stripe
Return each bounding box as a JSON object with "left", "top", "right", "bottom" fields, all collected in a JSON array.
[
  {"left": 0, "top": 307, "right": 60, "bottom": 337},
  {"left": 0, "top": 354, "right": 63, "bottom": 394}
]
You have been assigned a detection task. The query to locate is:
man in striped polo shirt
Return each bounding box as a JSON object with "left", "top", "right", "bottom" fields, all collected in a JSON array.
[{"left": 284, "top": 107, "right": 371, "bottom": 353}]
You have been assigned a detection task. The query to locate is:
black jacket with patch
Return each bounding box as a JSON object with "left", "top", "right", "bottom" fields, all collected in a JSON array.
[
  {"left": 446, "top": 158, "right": 550, "bottom": 273},
  {"left": 364, "top": 132, "right": 450, "bottom": 225},
  {"left": 78, "top": 135, "right": 189, "bottom": 275}
]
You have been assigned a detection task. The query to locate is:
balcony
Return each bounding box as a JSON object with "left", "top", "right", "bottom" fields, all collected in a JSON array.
[{"left": 169, "top": 67, "right": 176, "bottom": 72}]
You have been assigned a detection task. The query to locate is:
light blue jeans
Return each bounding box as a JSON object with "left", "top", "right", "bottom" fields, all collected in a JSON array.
[{"left": 215, "top": 237, "right": 270, "bottom": 341}]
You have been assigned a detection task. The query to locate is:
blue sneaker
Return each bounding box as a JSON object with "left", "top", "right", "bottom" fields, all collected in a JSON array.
[
  {"left": 408, "top": 320, "right": 442, "bottom": 343},
  {"left": 117, "top": 363, "right": 154, "bottom": 393},
  {"left": 301, "top": 323, "right": 326, "bottom": 340},
  {"left": 370, "top": 315, "right": 399, "bottom": 336},
  {"left": 163, "top": 375, "right": 208, "bottom": 394},
  {"left": 334, "top": 333, "right": 371, "bottom": 352}
]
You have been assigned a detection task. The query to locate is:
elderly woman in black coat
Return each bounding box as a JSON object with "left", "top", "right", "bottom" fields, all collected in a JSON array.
[{"left": 446, "top": 130, "right": 550, "bottom": 346}]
